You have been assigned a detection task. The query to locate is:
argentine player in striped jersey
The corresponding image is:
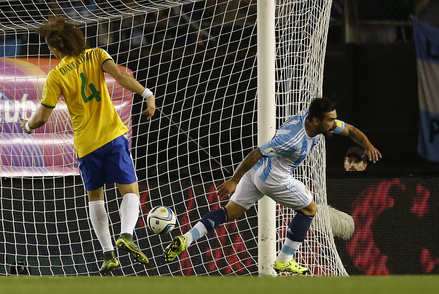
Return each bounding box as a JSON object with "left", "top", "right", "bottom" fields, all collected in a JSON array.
[
  {"left": 20, "top": 16, "right": 155, "bottom": 274},
  {"left": 164, "top": 97, "right": 381, "bottom": 274}
]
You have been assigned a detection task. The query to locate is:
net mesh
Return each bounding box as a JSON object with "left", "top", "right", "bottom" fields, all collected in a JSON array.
[{"left": 0, "top": 0, "right": 346, "bottom": 276}]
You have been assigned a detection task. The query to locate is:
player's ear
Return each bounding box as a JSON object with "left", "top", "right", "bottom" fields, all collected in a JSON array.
[{"left": 312, "top": 117, "right": 320, "bottom": 125}]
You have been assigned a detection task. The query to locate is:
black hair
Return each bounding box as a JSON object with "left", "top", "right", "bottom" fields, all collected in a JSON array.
[{"left": 307, "top": 97, "right": 336, "bottom": 121}]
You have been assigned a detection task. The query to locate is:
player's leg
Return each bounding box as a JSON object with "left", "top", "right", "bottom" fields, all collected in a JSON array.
[
  {"left": 273, "top": 201, "right": 316, "bottom": 274},
  {"left": 187, "top": 200, "right": 247, "bottom": 244},
  {"left": 104, "top": 136, "right": 149, "bottom": 264},
  {"left": 277, "top": 201, "right": 317, "bottom": 261},
  {"left": 271, "top": 178, "right": 317, "bottom": 274},
  {"left": 164, "top": 171, "right": 262, "bottom": 262},
  {"left": 87, "top": 188, "right": 120, "bottom": 274},
  {"left": 163, "top": 201, "right": 247, "bottom": 262},
  {"left": 115, "top": 182, "right": 149, "bottom": 264},
  {"left": 117, "top": 182, "right": 140, "bottom": 236},
  {"left": 79, "top": 150, "right": 119, "bottom": 274}
]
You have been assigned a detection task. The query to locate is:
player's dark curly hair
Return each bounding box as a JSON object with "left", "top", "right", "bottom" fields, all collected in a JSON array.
[
  {"left": 307, "top": 97, "right": 336, "bottom": 121},
  {"left": 35, "top": 16, "right": 88, "bottom": 57}
]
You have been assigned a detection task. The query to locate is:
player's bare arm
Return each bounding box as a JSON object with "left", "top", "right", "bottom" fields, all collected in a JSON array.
[
  {"left": 102, "top": 59, "right": 156, "bottom": 119},
  {"left": 217, "top": 147, "right": 264, "bottom": 200},
  {"left": 340, "top": 123, "right": 382, "bottom": 163},
  {"left": 20, "top": 104, "right": 53, "bottom": 134},
  {"left": 142, "top": 94, "right": 156, "bottom": 120}
]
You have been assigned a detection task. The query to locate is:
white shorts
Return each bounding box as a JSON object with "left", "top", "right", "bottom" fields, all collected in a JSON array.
[{"left": 230, "top": 168, "right": 313, "bottom": 210}]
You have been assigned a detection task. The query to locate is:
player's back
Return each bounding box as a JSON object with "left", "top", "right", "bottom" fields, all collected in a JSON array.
[{"left": 46, "top": 48, "right": 127, "bottom": 157}]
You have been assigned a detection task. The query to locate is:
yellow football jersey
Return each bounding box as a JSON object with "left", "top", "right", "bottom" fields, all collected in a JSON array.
[{"left": 41, "top": 48, "right": 128, "bottom": 158}]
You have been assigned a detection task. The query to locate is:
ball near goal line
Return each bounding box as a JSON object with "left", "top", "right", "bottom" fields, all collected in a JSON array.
[{"left": 146, "top": 206, "right": 177, "bottom": 235}]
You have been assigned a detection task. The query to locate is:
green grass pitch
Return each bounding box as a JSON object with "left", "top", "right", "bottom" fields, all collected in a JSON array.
[{"left": 1, "top": 275, "right": 438, "bottom": 294}]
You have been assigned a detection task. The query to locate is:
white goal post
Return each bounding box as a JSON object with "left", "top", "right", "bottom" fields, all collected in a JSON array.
[
  {"left": 0, "top": 0, "right": 347, "bottom": 276},
  {"left": 256, "top": 0, "right": 277, "bottom": 276}
]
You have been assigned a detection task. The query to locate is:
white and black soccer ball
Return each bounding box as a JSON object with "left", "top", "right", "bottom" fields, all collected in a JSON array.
[{"left": 146, "top": 205, "right": 177, "bottom": 234}]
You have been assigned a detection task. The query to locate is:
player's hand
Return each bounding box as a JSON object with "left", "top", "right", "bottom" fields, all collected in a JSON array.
[
  {"left": 217, "top": 180, "right": 237, "bottom": 200},
  {"left": 142, "top": 94, "right": 156, "bottom": 120},
  {"left": 20, "top": 118, "right": 33, "bottom": 134},
  {"left": 364, "top": 147, "right": 382, "bottom": 163},
  {"left": 142, "top": 104, "right": 156, "bottom": 120}
]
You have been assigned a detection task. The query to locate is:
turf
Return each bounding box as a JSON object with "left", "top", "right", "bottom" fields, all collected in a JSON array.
[{"left": 1, "top": 275, "right": 438, "bottom": 294}]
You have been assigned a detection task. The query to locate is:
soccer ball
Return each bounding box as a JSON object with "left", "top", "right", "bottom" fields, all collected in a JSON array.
[{"left": 146, "top": 205, "right": 177, "bottom": 234}]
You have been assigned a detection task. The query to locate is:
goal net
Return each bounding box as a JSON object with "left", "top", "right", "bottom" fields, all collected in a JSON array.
[{"left": 0, "top": 0, "right": 347, "bottom": 276}]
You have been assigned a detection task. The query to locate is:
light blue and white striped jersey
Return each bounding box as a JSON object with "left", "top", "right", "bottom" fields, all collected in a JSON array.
[{"left": 254, "top": 109, "right": 345, "bottom": 183}]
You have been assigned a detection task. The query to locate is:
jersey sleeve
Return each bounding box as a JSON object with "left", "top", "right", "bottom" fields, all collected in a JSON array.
[
  {"left": 259, "top": 142, "right": 278, "bottom": 157},
  {"left": 259, "top": 133, "right": 298, "bottom": 157},
  {"left": 333, "top": 119, "right": 345, "bottom": 135},
  {"left": 97, "top": 48, "right": 113, "bottom": 70},
  {"left": 101, "top": 48, "right": 113, "bottom": 60},
  {"left": 40, "top": 70, "right": 61, "bottom": 108}
]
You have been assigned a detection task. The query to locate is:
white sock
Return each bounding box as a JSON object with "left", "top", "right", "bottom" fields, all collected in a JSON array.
[
  {"left": 184, "top": 222, "right": 208, "bottom": 247},
  {"left": 89, "top": 200, "right": 113, "bottom": 252},
  {"left": 277, "top": 239, "right": 302, "bottom": 262},
  {"left": 119, "top": 193, "right": 140, "bottom": 235}
]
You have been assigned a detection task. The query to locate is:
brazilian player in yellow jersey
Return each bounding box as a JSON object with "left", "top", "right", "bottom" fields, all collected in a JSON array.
[{"left": 20, "top": 16, "right": 155, "bottom": 274}]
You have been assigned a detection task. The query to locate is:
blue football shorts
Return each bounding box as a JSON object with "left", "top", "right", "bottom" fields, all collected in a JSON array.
[{"left": 78, "top": 135, "right": 138, "bottom": 191}]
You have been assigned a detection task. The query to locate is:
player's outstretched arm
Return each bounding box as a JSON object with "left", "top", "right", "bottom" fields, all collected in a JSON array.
[
  {"left": 102, "top": 59, "right": 156, "bottom": 119},
  {"left": 340, "top": 123, "right": 382, "bottom": 163}
]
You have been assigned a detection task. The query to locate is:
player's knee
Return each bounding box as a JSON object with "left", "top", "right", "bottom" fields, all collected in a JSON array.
[
  {"left": 226, "top": 210, "right": 242, "bottom": 221},
  {"left": 300, "top": 201, "right": 317, "bottom": 216},
  {"left": 225, "top": 201, "right": 246, "bottom": 220}
]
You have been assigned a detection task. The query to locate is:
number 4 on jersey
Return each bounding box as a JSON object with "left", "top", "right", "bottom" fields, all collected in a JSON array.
[{"left": 80, "top": 72, "right": 101, "bottom": 103}]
